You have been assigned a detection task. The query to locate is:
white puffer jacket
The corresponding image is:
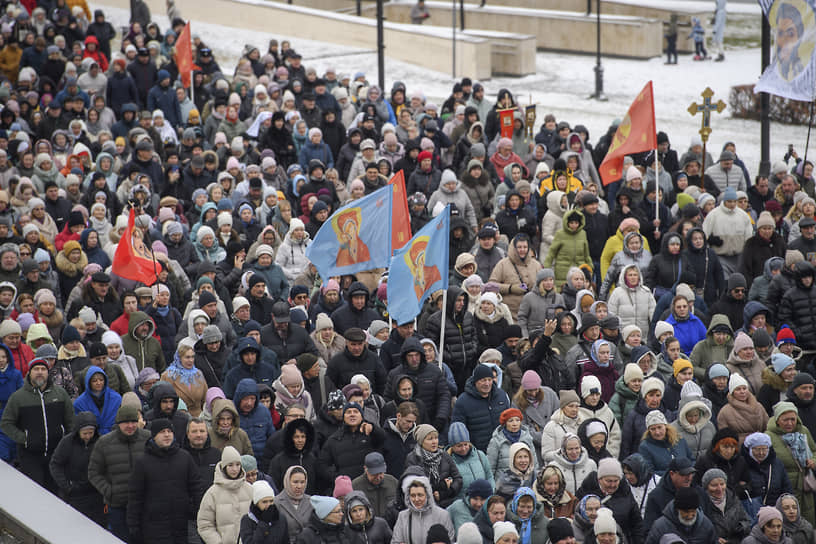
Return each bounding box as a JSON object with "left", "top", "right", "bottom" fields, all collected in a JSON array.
[
  {"left": 607, "top": 264, "right": 656, "bottom": 335},
  {"left": 196, "top": 446, "right": 253, "bottom": 544}
]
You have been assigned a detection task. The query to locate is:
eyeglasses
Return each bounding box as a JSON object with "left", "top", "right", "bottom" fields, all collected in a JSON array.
[{"left": 19, "top": 251, "right": 31, "bottom": 256}]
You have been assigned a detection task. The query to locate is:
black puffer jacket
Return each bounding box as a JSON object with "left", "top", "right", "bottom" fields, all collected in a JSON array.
[
  {"left": 318, "top": 421, "right": 386, "bottom": 481},
  {"left": 330, "top": 282, "right": 382, "bottom": 335},
  {"left": 297, "top": 512, "right": 352, "bottom": 544},
  {"left": 344, "top": 490, "right": 393, "bottom": 544},
  {"left": 644, "top": 232, "right": 691, "bottom": 291},
  {"left": 702, "top": 488, "right": 752, "bottom": 544},
  {"left": 260, "top": 321, "right": 319, "bottom": 363},
  {"left": 193, "top": 338, "right": 229, "bottom": 388},
  {"left": 767, "top": 268, "right": 797, "bottom": 324},
  {"left": 404, "top": 447, "right": 463, "bottom": 508},
  {"left": 693, "top": 428, "right": 751, "bottom": 492},
  {"left": 425, "top": 286, "right": 478, "bottom": 392},
  {"left": 143, "top": 382, "right": 191, "bottom": 440},
  {"left": 778, "top": 262, "right": 816, "bottom": 350},
  {"left": 88, "top": 425, "right": 151, "bottom": 507},
  {"left": 49, "top": 411, "right": 103, "bottom": 519},
  {"left": 383, "top": 337, "right": 450, "bottom": 426},
  {"left": 127, "top": 439, "right": 204, "bottom": 544},
  {"left": 327, "top": 346, "right": 388, "bottom": 396},
  {"left": 575, "top": 471, "right": 645, "bottom": 544},
  {"left": 682, "top": 227, "right": 725, "bottom": 305},
  {"left": 239, "top": 502, "right": 290, "bottom": 544},
  {"left": 268, "top": 418, "right": 320, "bottom": 494}
]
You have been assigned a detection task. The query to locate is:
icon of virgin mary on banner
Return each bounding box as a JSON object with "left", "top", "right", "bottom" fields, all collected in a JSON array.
[
  {"left": 333, "top": 207, "right": 371, "bottom": 268},
  {"left": 404, "top": 236, "right": 442, "bottom": 301}
]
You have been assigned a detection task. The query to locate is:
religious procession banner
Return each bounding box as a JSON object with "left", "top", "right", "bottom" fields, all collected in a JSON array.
[
  {"left": 387, "top": 206, "right": 450, "bottom": 325},
  {"left": 756, "top": 0, "right": 816, "bottom": 101},
  {"left": 305, "top": 185, "right": 393, "bottom": 278},
  {"left": 599, "top": 81, "right": 656, "bottom": 185}
]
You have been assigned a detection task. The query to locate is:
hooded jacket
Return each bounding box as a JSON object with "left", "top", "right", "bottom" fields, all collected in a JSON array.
[
  {"left": 608, "top": 264, "right": 656, "bottom": 335},
  {"left": 539, "top": 190, "right": 567, "bottom": 259},
  {"left": 121, "top": 311, "right": 166, "bottom": 374},
  {"left": 518, "top": 269, "right": 566, "bottom": 337},
  {"left": 576, "top": 470, "right": 645, "bottom": 544},
  {"left": 391, "top": 476, "right": 455, "bottom": 544},
  {"left": 489, "top": 237, "right": 542, "bottom": 317},
  {"left": 427, "top": 177, "right": 477, "bottom": 231},
  {"left": 425, "top": 286, "right": 478, "bottom": 391},
  {"left": 669, "top": 382, "right": 716, "bottom": 460},
  {"left": 544, "top": 210, "right": 591, "bottom": 285},
  {"left": 72, "top": 365, "right": 122, "bottom": 435},
  {"left": 344, "top": 490, "right": 392, "bottom": 544},
  {"left": 600, "top": 232, "right": 653, "bottom": 300},
  {"left": 767, "top": 415, "right": 816, "bottom": 525},
  {"left": 384, "top": 337, "right": 450, "bottom": 426},
  {"left": 689, "top": 314, "right": 734, "bottom": 382},
  {"left": 234, "top": 378, "right": 275, "bottom": 458},
  {"left": 330, "top": 281, "right": 381, "bottom": 335},
  {"left": 48, "top": 411, "right": 102, "bottom": 518},
  {"left": 778, "top": 262, "right": 816, "bottom": 350},
  {"left": 197, "top": 446, "right": 254, "bottom": 544},
  {"left": 268, "top": 418, "right": 319, "bottom": 494},
  {"left": 208, "top": 398, "right": 253, "bottom": 455}
]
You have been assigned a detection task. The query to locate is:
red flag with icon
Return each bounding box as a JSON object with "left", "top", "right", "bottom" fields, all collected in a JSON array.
[{"left": 112, "top": 209, "right": 158, "bottom": 285}]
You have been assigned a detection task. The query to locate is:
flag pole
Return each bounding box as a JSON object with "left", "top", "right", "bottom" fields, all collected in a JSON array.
[
  {"left": 190, "top": 70, "right": 195, "bottom": 104},
  {"left": 654, "top": 146, "right": 659, "bottom": 230},
  {"left": 437, "top": 289, "right": 447, "bottom": 367}
]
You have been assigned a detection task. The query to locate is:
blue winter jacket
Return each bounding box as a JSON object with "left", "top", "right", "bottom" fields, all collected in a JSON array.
[
  {"left": 146, "top": 81, "right": 182, "bottom": 127},
  {"left": 637, "top": 435, "right": 693, "bottom": 476},
  {"left": 451, "top": 377, "right": 510, "bottom": 452},
  {"left": 665, "top": 313, "right": 708, "bottom": 355},
  {"left": 0, "top": 344, "right": 23, "bottom": 461},
  {"left": 234, "top": 378, "right": 275, "bottom": 459},
  {"left": 298, "top": 141, "right": 334, "bottom": 171},
  {"left": 72, "top": 365, "right": 122, "bottom": 435}
]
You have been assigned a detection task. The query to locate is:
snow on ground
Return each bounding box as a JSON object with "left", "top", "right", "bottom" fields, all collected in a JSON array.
[{"left": 99, "top": 2, "right": 808, "bottom": 176}]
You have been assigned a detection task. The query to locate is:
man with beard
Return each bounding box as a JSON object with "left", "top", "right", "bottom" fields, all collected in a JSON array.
[
  {"left": 786, "top": 373, "right": 816, "bottom": 439},
  {"left": 1, "top": 358, "right": 73, "bottom": 490},
  {"left": 645, "top": 486, "right": 716, "bottom": 544}
]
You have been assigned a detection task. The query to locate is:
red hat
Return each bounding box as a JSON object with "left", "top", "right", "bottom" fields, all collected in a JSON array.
[
  {"left": 417, "top": 150, "right": 433, "bottom": 162},
  {"left": 776, "top": 325, "right": 797, "bottom": 346},
  {"left": 499, "top": 408, "right": 523, "bottom": 426}
]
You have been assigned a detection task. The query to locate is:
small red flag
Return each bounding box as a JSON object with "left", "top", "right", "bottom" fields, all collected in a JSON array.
[
  {"left": 174, "top": 22, "right": 200, "bottom": 89},
  {"left": 112, "top": 209, "right": 158, "bottom": 286},
  {"left": 599, "top": 81, "right": 657, "bottom": 185},
  {"left": 498, "top": 109, "right": 515, "bottom": 139},
  {"left": 389, "top": 170, "right": 412, "bottom": 252}
]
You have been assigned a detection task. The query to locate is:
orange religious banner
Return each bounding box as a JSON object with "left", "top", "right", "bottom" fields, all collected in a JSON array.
[
  {"left": 388, "top": 170, "right": 412, "bottom": 252},
  {"left": 174, "top": 22, "right": 200, "bottom": 88},
  {"left": 598, "top": 81, "right": 657, "bottom": 185},
  {"left": 498, "top": 108, "right": 515, "bottom": 139}
]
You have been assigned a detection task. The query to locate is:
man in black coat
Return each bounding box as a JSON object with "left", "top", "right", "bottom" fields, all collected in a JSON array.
[
  {"left": 379, "top": 321, "right": 421, "bottom": 372},
  {"left": 425, "top": 286, "right": 478, "bottom": 393},
  {"left": 575, "top": 458, "right": 645, "bottom": 544},
  {"left": 787, "top": 373, "right": 816, "bottom": 439},
  {"left": 383, "top": 337, "right": 450, "bottom": 429},
  {"left": 318, "top": 401, "right": 385, "bottom": 481},
  {"left": 381, "top": 401, "right": 418, "bottom": 479},
  {"left": 327, "top": 328, "right": 387, "bottom": 395},
  {"left": 247, "top": 275, "right": 276, "bottom": 326},
  {"left": 330, "top": 281, "right": 380, "bottom": 335},
  {"left": 643, "top": 457, "right": 705, "bottom": 527},
  {"left": 143, "top": 382, "right": 191, "bottom": 440},
  {"left": 127, "top": 419, "right": 203, "bottom": 544},
  {"left": 778, "top": 261, "right": 816, "bottom": 352},
  {"left": 182, "top": 418, "right": 220, "bottom": 489},
  {"left": 86, "top": 9, "right": 116, "bottom": 59},
  {"left": 260, "top": 302, "right": 319, "bottom": 364}
]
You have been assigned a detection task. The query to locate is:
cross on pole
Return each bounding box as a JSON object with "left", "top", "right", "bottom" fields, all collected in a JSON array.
[{"left": 687, "top": 87, "right": 726, "bottom": 187}]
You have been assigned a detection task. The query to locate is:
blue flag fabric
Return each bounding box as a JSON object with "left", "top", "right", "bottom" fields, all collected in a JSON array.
[
  {"left": 305, "top": 185, "right": 393, "bottom": 278},
  {"left": 755, "top": 0, "right": 816, "bottom": 101},
  {"left": 387, "top": 207, "right": 450, "bottom": 325}
]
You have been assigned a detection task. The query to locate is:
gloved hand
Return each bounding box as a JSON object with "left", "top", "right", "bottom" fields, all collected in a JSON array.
[
  {"left": 511, "top": 284, "right": 526, "bottom": 295},
  {"left": 708, "top": 235, "right": 724, "bottom": 247}
]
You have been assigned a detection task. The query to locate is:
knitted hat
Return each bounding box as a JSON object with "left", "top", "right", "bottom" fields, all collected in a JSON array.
[
  {"left": 672, "top": 359, "right": 693, "bottom": 378},
  {"left": 458, "top": 523, "right": 482, "bottom": 544},
  {"left": 675, "top": 486, "right": 700, "bottom": 510},
  {"left": 61, "top": 324, "right": 80, "bottom": 344},
  {"left": 581, "top": 375, "right": 602, "bottom": 398},
  {"left": 368, "top": 320, "right": 388, "bottom": 338},
  {"left": 414, "top": 423, "right": 438, "bottom": 445},
  {"left": 499, "top": 408, "right": 523, "bottom": 425},
  {"left": 597, "top": 457, "right": 623, "bottom": 479},
  {"left": 467, "top": 479, "right": 492, "bottom": 500},
  {"left": 448, "top": 422, "right": 470, "bottom": 445},
  {"left": 733, "top": 331, "right": 754, "bottom": 352},
  {"left": 626, "top": 166, "right": 642, "bottom": 181},
  {"left": 786, "top": 250, "right": 805, "bottom": 267},
  {"left": 333, "top": 475, "right": 353, "bottom": 499},
  {"left": 135, "top": 367, "right": 160, "bottom": 388},
  {"left": 757, "top": 211, "right": 775, "bottom": 229},
  {"left": 310, "top": 495, "right": 340, "bottom": 520},
  {"left": 793, "top": 373, "right": 816, "bottom": 390},
  {"left": 546, "top": 519, "right": 574, "bottom": 543},
  {"left": 728, "top": 374, "right": 749, "bottom": 394},
  {"left": 641, "top": 377, "right": 664, "bottom": 398},
  {"left": 728, "top": 273, "right": 747, "bottom": 291},
  {"left": 753, "top": 329, "right": 773, "bottom": 349},
  {"left": 708, "top": 364, "right": 729, "bottom": 379},
  {"left": 150, "top": 418, "right": 174, "bottom": 438},
  {"left": 654, "top": 320, "right": 674, "bottom": 339},
  {"left": 121, "top": 391, "right": 142, "bottom": 412},
  {"left": 623, "top": 363, "right": 644, "bottom": 384},
  {"left": 472, "top": 364, "right": 493, "bottom": 382},
  {"left": 252, "top": 480, "right": 275, "bottom": 504},
  {"left": 585, "top": 420, "right": 608, "bottom": 438},
  {"left": 773, "top": 401, "right": 798, "bottom": 421},
  {"left": 621, "top": 324, "right": 641, "bottom": 342},
  {"left": 295, "top": 353, "right": 319, "bottom": 373},
  {"left": 594, "top": 507, "right": 617, "bottom": 535},
  {"left": 115, "top": 404, "right": 140, "bottom": 423},
  {"left": 772, "top": 353, "right": 796, "bottom": 375},
  {"left": 492, "top": 522, "right": 518, "bottom": 544},
  {"left": 201, "top": 325, "right": 223, "bottom": 344},
  {"left": 428, "top": 524, "right": 452, "bottom": 544},
  {"left": 280, "top": 365, "right": 301, "bottom": 387},
  {"left": 701, "top": 468, "right": 727, "bottom": 489},
  {"left": 521, "top": 370, "right": 541, "bottom": 390},
  {"left": 645, "top": 410, "right": 667, "bottom": 428},
  {"left": 745, "top": 432, "right": 772, "bottom": 451},
  {"left": 776, "top": 325, "right": 797, "bottom": 346},
  {"left": 757, "top": 506, "right": 783, "bottom": 529},
  {"left": 559, "top": 390, "right": 580, "bottom": 409}
]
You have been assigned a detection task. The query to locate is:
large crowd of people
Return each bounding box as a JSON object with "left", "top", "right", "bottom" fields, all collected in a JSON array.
[{"left": 0, "top": 2, "right": 814, "bottom": 544}]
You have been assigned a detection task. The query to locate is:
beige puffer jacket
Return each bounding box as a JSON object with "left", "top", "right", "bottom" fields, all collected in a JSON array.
[{"left": 196, "top": 446, "right": 253, "bottom": 544}]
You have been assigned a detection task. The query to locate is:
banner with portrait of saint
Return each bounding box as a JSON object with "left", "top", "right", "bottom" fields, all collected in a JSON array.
[{"left": 756, "top": 0, "right": 816, "bottom": 101}]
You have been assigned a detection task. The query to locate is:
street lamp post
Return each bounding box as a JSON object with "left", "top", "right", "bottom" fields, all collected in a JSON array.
[
  {"left": 593, "top": 0, "right": 606, "bottom": 100},
  {"left": 759, "top": 12, "right": 770, "bottom": 176},
  {"left": 377, "top": 0, "right": 385, "bottom": 90}
]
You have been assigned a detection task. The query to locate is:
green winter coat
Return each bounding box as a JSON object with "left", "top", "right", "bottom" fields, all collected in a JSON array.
[
  {"left": 120, "top": 311, "right": 166, "bottom": 373},
  {"left": 766, "top": 417, "right": 816, "bottom": 526},
  {"left": 689, "top": 313, "right": 734, "bottom": 382},
  {"left": 544, "top": 210, "right": 591, "bottom": 285},
  {"left": 0, "top": 376, "right": 74, "bottom": 455},
  {"left": 609, "top": 375, "right": 640, "bottom": 427}
]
